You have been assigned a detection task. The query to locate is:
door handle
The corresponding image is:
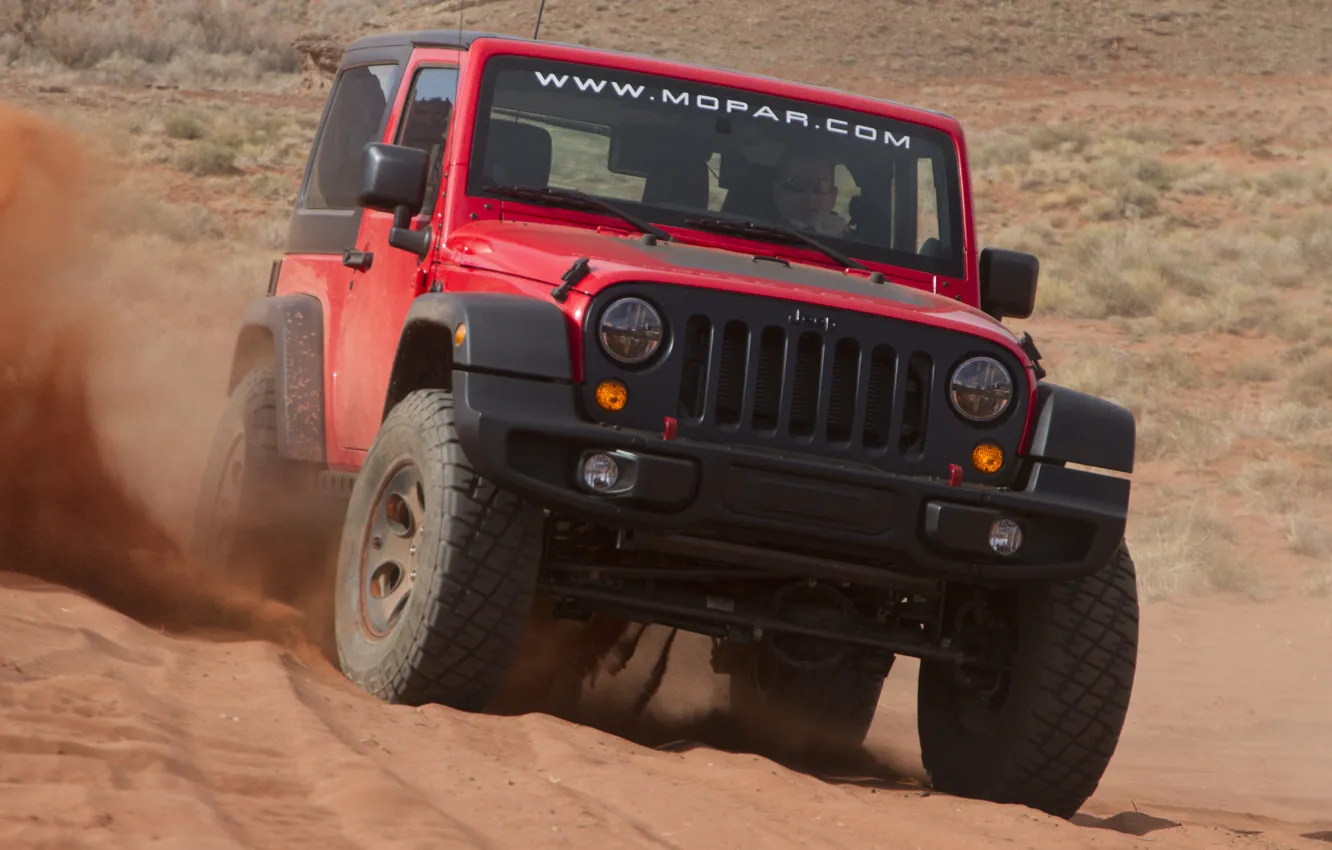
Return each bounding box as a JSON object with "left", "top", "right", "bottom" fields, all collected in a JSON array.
[{"left": 342, "top": 249, "right": 374, "bottom": 272}]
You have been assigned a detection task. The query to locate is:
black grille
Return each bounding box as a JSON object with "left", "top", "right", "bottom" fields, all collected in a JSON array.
[
  {"left": 582, "top": 283, "right": 1027, "bottom": 481},
  {"left": 675, "top": 317, "right": 934, "bottom": 459}
]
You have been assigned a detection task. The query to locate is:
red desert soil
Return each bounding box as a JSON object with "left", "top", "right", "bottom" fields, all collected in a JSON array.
[
  {"left": 2, "top": 55, "right": 1332, "bottom": 850},
  {"left": 1, "top": 580, "right": 1329, "bottom": 849}
]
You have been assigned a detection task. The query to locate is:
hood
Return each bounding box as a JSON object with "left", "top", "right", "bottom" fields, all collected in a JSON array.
[{"left": 447, "top": 219, "right": 1022, "bottom": 348}]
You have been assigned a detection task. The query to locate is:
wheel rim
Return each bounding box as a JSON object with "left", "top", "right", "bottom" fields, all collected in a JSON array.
[{"left": 358, "top": 462, "right": 426, "bottom": 638}]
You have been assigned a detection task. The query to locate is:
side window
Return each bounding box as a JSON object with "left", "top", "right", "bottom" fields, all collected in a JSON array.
[
  {"left": 395, "top": 66, "right": 460, "bottom": 217},
  {"left": 304, "top": 63, "right": 399, "bottom": 211}
]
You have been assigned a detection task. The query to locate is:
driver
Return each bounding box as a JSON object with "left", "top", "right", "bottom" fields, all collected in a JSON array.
[{"left": 770, "top": 147, "right": 849, "bottom": 238}]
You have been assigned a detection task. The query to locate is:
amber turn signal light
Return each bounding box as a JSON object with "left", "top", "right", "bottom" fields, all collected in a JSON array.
[
  {"left": 971, "top": 441, "right": 1004, "bottom": 474},
  {"left": 454, "top": 323, "right": 467, "bottom": 346},
  {"left": 595, "top": 379, "right": 628, "bottom": 412}
]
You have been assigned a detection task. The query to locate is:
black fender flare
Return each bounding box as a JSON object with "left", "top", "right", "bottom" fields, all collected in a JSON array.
[
  {"left": 228, "top": 294, "right": 326, "bottom": 464},
  {"left": 1025, "top": 383, "right": 1135, "bottom": 474},
  {"left": 382, "top": 292, "right": 574, "bottom": 419}
]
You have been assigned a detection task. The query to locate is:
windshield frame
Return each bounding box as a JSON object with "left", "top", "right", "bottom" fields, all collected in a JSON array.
[{"left": 462, "top": 51, "right": 968, "bottom": 280}]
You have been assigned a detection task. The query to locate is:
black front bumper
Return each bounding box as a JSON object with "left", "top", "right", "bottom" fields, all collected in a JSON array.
[{"left": 452, "top": 371, "right": 1131, "bottom": 583}]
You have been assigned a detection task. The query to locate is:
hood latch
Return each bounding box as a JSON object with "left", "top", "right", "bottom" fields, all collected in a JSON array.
[{"left": 551, "top": 257, "right": 591, "bottom": 303}]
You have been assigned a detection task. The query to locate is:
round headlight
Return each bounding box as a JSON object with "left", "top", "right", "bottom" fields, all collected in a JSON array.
[
  {"left": 950, "top": 356, "right": 1014, "bottom": 422},
  {"left": 599, "top": 297, "right": 664, "bottom": 364}
]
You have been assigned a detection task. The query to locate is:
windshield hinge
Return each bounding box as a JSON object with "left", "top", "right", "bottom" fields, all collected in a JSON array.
[
  {"left": 1018, "top": 331, "right": 1047, "bottom": 381},
  {"left": 552, "top": 257, "right": 591, "bottom": 303}
]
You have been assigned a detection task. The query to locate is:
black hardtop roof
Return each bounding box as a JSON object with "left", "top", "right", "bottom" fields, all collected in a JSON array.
[
  {"left": 345, "top": 29, "right": 517, "bottom": 52},
  {"left": 342, "top": 29, "right": 956, "bottom": 123}
]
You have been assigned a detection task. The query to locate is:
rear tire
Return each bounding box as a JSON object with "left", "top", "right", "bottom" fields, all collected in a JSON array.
[
  {"left": 333, "top": 389, "right": 544, "bottom": 710},
  {"left": 190, "top": 369, "right": 326, "bottom": 603},
  {"left": 729, "top": 640, "right": 890, "bottom": 752},
  {"left": 917, "top": 542, "right": 1140, "bottom": 819}
]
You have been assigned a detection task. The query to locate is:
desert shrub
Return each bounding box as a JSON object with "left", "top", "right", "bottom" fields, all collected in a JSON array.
[
  {"left": 970, "top": 130, "right": 1032, "bottom": 170},
  {"left": 164, "top": 110, "right": 207, "bottom": 140},
  {"left": 1285, "top": 352, "right": 1332, "bottom": 405},
  {"left": 177, "top": 141, "right": 238, "bottom": 176},
  {"left": 5, "top": 0, "right": 299, "bottom": 77}
]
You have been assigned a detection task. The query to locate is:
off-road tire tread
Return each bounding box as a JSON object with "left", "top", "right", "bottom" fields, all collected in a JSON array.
[
  {"left": 189, "top": 370, "right": 279, "bottom": 559},
  {"left": 920, "top": 544, "right": 1139, "bottom": 819},
  {"left": 345, "top": 390, "right": 542, "bottom": 711}
]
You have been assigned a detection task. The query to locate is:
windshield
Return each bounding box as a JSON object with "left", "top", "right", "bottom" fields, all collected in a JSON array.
[{"left": 466, "top": 55, "right": 965, "bottom": 278}]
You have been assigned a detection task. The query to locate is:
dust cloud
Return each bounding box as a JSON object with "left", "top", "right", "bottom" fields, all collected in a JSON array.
[{"left": 0, "top": 101, "right": 312, "bottom": 652}]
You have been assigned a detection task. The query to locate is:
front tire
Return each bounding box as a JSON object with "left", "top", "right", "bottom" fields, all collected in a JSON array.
[
  {"left": 917, "top": 542, "right": 1140, "bottom": 819},
  {"left": 333, "top": 389, "right": 544, "bottom": 710}
]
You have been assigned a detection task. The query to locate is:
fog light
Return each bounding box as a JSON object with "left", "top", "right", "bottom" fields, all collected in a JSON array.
[
  {"left": 595, "top": 379, "right": 628, "bottom": 412},
  {"left": 582, "top": 453, "right": 620, "bottom": 491},
  {"left": 989, "top": 518, "right": 1023, "bottom": 556},
  {"left": 971, "top": 441, "right": 1004, "bottom": 474}
]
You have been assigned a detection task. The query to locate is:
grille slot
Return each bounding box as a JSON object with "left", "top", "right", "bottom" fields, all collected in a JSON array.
[
  {"left": 676, "top": 315, "right": 712, "bottom": 421},
  {"left": 752, "top": 327, "right": 785, "bottom": 432},
  {"left": 862, "top": 345, "right": 897, "bottom": 450},
  {"left": 826, "top": 338, "right": 860, "bottom": 443},
  {"left": 789, "top": 332, "right": 824, "bottom": 438},
  {"left": 714, "top": 321, "right": 749, "bottom": 426}
]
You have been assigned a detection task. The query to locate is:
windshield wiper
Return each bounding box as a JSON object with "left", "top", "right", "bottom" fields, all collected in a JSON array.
[
  {"left": 482, "top": 183, "right": 673, "bottom": 242},
  {"left": 682, "top": 215, "right": 868, "bottom": 271}
]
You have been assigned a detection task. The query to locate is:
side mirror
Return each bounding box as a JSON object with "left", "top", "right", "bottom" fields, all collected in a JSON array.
[
  {"left": 979, "top": 247, "right": 1039, "bottom": 321},
  {"left": 357, "top": 143, "right": 432, "bottom": 259}
]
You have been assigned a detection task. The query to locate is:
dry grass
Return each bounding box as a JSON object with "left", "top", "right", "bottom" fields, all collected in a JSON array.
[
  {"left": 1, "top": 0, "right": 302, "bottom": 86},
  {"left": 1129, "top": 499, "right": 1259, "bottom": 602},
  {"left": 1234, "top": 402, "right": 1332, "bottom": 451},
  {"left": 973, "top": 123, "right": 1332, "bottom": 341},
  {"left": 1282, "top": 513, "right": 1332, "bottom": 559},
  {"left": 1229, "top": 359, "right": 1278, "bottom": 383},
  {"left": 1044, "top": 345, "right": 1248, "bottom": 465},
  {"left": 1285, "top": 353, "right": 1332, "bottom": 406},
  {"left": 1226, "top": 460, "right": 1332, "bottom": 558}
]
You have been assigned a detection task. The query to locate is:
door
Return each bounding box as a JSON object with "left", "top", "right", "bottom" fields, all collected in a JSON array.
[
  {"left": 278, "top": 57, "right": 404, "bottom": 467},
  {"left": 332, "top": 59, "right": 462, "bottom": 452}
]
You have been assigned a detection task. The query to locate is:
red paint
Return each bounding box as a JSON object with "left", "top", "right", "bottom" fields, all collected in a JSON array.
[
  {"left": 270, "top": 34, "right": 1041, "bottom": 474},
  {"left": 662, "top": 416, "right": 678, "bottom": 441},
  {"left": 948, "top": 464, "right": 963, "bottom": 487}
]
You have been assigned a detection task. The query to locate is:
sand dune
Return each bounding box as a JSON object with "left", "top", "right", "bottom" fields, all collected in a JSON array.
[{"left": 2, "top": 570, "right": 1330, "bottom": 849}]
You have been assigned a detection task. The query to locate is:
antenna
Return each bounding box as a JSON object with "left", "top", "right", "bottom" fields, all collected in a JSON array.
[
  {"left": 533, "top": 0, "right": 547, "bottom": 39},
  {"left": 457, "top": 0, "right": 465, "bottom": 43}
]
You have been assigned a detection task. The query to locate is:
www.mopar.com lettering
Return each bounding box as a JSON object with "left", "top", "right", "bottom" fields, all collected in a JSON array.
[{"left": 533, "top": 71, "right": 912, "bottom": 149}]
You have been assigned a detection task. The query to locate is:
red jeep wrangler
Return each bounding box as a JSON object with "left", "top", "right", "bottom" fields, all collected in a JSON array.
[{"left": 193, "top": 29, "right": 1138, "bottom": 819}]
